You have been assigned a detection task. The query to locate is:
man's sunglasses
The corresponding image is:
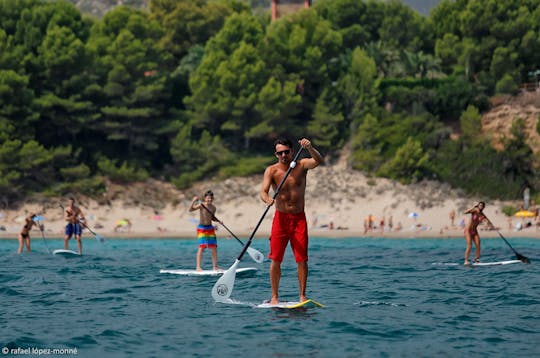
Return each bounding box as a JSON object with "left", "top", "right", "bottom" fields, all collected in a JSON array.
[{"left": 275, "top": 149, "right": 291, "bottom": 156}]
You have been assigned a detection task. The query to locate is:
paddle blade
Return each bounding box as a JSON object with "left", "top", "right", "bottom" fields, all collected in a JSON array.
[
  {"left": 247, "top": 247, "right": 265, "bottom": 264},
  {"left": 212, "top": 260, "right": 240, "bottom": 302},
  {"left": 95, "top": 234, "right": 105, "bottom": 243},
  {"left": 516, "top": 253, "right": 530, "bottom": 264}
]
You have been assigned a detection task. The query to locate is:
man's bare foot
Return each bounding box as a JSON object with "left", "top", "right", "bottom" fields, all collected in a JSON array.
[
  {"left": 269, "top": 297, "right": 279, "bottom": 304},
  {"left": 196, "top": 267, "right": 203, "bottom": 272},
  {"left": 464, "top": 261, "right": 470, "bottom": 265},
  {"left": 213, "top": 267, "right": 222, "bottom": 271},
  {"left": 300, "top": 295, "right": 308, "bottom": 303}
]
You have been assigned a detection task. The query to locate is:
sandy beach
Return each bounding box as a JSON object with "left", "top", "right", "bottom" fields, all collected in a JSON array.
[{"left": 1, "top": 161, "right": 539, "bottom": 241}]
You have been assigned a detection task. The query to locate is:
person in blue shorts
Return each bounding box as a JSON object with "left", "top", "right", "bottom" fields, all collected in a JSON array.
[
  {"left": 189, "top": 190, "right": 222, "bottom": 271},
  {"left": 64, "top": 197, "right": 86, "bottom": 254}
]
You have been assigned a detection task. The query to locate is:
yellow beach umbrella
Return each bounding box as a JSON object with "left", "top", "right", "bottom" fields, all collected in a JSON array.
[{"left": 513, "top": 210, "right": 535, "bottom": 218}]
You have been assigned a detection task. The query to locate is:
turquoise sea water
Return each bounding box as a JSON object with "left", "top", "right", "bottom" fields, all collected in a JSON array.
[{"left": 1, "top": 236, "right": 539, "bottom": 357}]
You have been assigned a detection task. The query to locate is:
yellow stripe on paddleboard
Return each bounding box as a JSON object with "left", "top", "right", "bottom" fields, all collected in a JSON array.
[{"left": 285, "top": 299, "right": 324, "bottom": 309}]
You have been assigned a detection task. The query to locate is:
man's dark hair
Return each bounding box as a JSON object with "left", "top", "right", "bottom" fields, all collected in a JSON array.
[
  {"left": 274, "top": 137, "right": 293, "bottom": 148},
  {"left": 204, "top": 190, "right": 214, "bottom": 198}
]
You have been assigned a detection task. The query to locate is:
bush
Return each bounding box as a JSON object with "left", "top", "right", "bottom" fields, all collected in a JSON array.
[
  {"left": 501, "top": 205, "right": 518, "bottom": 217},
  {"left": 218, "top": 156, "right": 273, "bottom": 178},
  {"left": 97, "top": 158, "right": 149, "bottom": 183},
  {"left": 495, "top": 74, "right": 519, "bottom": 95}
]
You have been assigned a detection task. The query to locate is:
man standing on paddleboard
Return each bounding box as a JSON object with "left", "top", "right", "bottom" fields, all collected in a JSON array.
[
  {"left": 260, "top": 138, "right": 324, "bottom": 304},
  {"left": 64, "top": 197, "right": 86, "bottom": 255}
]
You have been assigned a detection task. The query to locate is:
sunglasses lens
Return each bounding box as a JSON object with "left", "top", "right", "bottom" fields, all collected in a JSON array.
[{"left": 276, "top": 150, "right": 290, "bottom": 156}]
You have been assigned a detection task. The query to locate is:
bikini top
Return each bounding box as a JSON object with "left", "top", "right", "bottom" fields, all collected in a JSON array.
[{"left": 471, "top": 212, "right": 484, "bottom": 226}]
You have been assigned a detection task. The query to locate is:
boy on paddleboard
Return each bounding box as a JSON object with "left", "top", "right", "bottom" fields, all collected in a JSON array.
[
  {"left": 64, "top": 197, "right": 86, "bottom": 254},
  {"left": 189, "top": 190, "right": 222, "bottom": 271},
  {"left": 260, "top": 138, "right": 324, "bottom": 304}
]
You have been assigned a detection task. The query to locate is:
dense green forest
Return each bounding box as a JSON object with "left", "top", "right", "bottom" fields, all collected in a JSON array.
[
  {"left": 68, "top": 1, "right": 442, "bottom": 18},
  {"left": 1, "top": 0, "right": 540, "bottom": 203}
]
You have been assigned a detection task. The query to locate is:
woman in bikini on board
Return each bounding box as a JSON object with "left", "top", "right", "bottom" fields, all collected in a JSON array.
[
  {"left": 18, "top": 213, "right": 37, "bottom": 254},
  {"left": 463, "top": 202, "right": 494, "bottom": 265}
]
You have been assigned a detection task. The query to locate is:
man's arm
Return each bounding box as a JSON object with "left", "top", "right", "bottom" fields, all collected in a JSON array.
[
  {"left": 260, "top": 167, "right": 274, "bottom": 206},
  {"left": 298, "top": 138, "right": 324, "bottom": 170},
  {"left": 64, "top": 208, "right": 71, "bottom": 221},
  {"left": 77, "top": 208, "right": 85, "bottom": 222}
]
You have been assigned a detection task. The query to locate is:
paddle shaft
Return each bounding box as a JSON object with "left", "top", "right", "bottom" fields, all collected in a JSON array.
[
  {"left": 484, "top": 214, "right": 529, "bottom": 263},
  {"left": 497, "top": 231, "right": 530, "bottom": 263},
  {"left": 199, "top": 202, "right": 242, "bottom": 244},
  {"left": 498, "top": 231, "right": 519, "bottom": 254},
  {"left": 235, "top": 147, "right": 304, "bottom": 261},
  {"left": 35, "top": 221, "right": 51, "bottom": 254}
]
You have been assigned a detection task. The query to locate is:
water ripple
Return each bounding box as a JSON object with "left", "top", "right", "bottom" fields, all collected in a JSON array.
[{"left": 1, "top": 237, "right": 539, "bottom": 357}]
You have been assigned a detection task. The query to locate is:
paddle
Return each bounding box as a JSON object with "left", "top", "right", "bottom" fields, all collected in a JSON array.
[
  {"left": 60, "top": 204, "right": 105, "bottom": 243},
  {"left": 199, "top": 202, "right": 265, "bottom": 263},
  {"left": 212, "top": 146, "right": 304, "bottom": 302},
  {"left": 496, "top": 231, "right": 530, "bottom": 264},
  {"left": 81, "top": 222, "right": 106, "bottom": 243},
  {"left": 485, "top": 214, "right": 530, "bottom": 264},
  {"left": 33, "top": 217, "right": 51, "bottom": 254}
]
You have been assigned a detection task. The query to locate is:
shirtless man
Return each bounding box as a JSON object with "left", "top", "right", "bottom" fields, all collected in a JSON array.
[
  {"left": 189, "top": 190, "right": 222, "bottom": 271},
  {"left": 64, "top": 197, "right": 85, "bottom": 254},
  {"left": 18, "top": 213, "right": 37, "bottom": 253},
  {"left": 260, "top": 138, "right": 324, "bottom": 304}
]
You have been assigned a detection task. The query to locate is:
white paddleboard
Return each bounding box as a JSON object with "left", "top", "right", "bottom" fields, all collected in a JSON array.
[
  {"left": 471, "top": 260, "right": 523, "bottom": 266},
  {"left": 53, "top": 249, "right": 80, "bottom": 257},
  {"left": 256, "top": 299, "right": 324, "bottom": 309},
  {"left": 433, "top": 259, "right": 524, "bottom": 267},
  {"left": 159, "top": 267, "right": 258, "bottom": 276}
]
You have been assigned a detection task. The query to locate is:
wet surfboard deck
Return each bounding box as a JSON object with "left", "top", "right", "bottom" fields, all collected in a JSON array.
[
  {"left": 433, "top": 259, "right": 524, "bottom": 267},
  {"left": 53, "top": 249, "right": 80, "bottom": 257},
  {"left": 159, "top": 267, "right": 258, "bottom": 276},
  {"left": 256, "top": 299, "right": 324, "bottom": 309},
  {"left": 470, "top": 259, "right": 523, "bottom": 266}
]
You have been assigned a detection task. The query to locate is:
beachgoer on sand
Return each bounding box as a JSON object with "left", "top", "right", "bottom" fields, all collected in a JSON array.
[
  {"left": 449, "top": 209, "right": 456, "bottom": 227},
  {"left": 189, "top": 190, "right": 221, "bottom": 271},
  {"left": 64, "top": 197, "right": 85, "bottom": 254},
  {"left": 463, "top": 201, "right": 495, "bottom": 265},
  {"left": 260, "top": 137, "right": 324, "bottom": 304},
  {"left": 17, "top": 213, "right": 37, "bottom": 253},
  {"left": 114, "top": 219, "right": 132, "bottom": 232}
]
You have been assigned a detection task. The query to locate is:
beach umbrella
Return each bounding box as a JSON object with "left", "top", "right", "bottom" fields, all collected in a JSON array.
[
  {"left": 408, "top": 212, "right": 419, "bottom": 219},
  {"left": 513, "top": 210, "right": 535, "bottom": 218}
]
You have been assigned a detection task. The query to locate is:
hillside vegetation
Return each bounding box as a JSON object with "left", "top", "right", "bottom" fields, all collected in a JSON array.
[
  {"left": 1, "top": 0, "right": 540, "bottom": 206},
  {"left": 67, "top": 0, "right": 441, "bottom": 18}
]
